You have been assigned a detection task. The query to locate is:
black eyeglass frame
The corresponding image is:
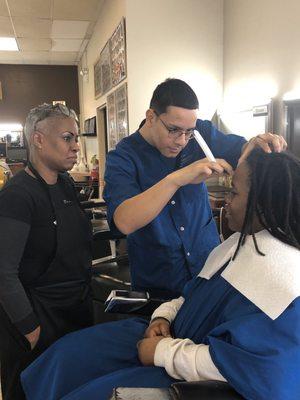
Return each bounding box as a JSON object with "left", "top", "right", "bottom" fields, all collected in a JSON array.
[{"left": 153, "top": 110, "right": 195, "bottom": 141}]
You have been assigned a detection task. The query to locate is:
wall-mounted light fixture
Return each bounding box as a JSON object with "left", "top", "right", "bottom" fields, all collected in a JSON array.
[
  {"left": 79, "top": 67, "right": 89, "bottom": 83},
  {"left": 79, "top": 50, "right": 89, "bottom": 83}
]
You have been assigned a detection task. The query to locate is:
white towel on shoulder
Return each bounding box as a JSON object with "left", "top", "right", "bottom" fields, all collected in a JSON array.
[{"left": 199, "top": 230, "right": 300, "bottom": 320}]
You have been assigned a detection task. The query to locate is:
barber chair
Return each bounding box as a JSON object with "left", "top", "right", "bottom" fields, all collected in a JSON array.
[
  {"left": 110, "top": 381, "right": 244, "bottom": 400},
  {"left": 91, "top": 230, "right": 131, "bottom": 323},
  {"left": 80, "top": 200, "right": 132, "bottom": 324}
]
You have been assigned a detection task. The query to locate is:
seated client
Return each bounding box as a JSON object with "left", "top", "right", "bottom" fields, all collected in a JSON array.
[{"left": 21, "top": 148, "right": 300, "bottom": 400}]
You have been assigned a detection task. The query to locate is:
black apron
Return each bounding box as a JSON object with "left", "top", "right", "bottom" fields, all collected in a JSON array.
[{"left": 0, "top": 164, "right": 93, "bottom": 400}]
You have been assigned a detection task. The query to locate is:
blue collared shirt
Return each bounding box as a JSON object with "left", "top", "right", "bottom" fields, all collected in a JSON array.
[{"left": 104, "top": 119, "right": 246, "bottom": 298}]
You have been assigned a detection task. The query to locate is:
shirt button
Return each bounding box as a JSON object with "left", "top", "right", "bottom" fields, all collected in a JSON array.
[
  {"left": 171, "top": 200, "right": 176, "bottom": 205},
  {"left": 187, "top": 252, "right": 190, "bottom": 256},
  {"left": 180, "top": 226, "right": 185, "bottom": 231}
]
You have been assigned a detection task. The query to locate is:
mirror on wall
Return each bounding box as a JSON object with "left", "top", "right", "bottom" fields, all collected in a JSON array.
[
  {"left": 284, "top": 100, "right": 300, "bottom": 158},
  {"left": 0, "top": 123, "right": 24, "bottom": 147}
]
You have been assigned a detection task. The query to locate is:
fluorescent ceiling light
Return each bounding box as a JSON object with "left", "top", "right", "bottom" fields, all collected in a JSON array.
[{"left": 0, "top": 37, "right": 19, "bottom": 51}]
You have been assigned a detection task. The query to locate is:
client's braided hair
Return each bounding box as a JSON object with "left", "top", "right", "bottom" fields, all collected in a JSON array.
[{"left": 232, "top": 148, "right": 300, "bottom": 260}]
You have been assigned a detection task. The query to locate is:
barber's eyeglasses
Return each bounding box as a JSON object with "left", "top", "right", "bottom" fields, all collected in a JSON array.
[{"left": 154, "top": 111, "right": 195, "bottom": 141}]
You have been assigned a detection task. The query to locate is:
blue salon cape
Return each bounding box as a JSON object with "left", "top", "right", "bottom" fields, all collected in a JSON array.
[
  {"left": 103, "top": 119, "right": 246, "bottom": 297},
  {"left": 21, "top": 267, "right": 300, "bottom": 400}
]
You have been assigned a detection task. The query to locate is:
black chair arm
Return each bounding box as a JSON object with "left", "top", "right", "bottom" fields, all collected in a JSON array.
[
  {"left": 170, "top": 381, "right": 244, "bottom": 400},
  {"left": 104, "top": 290, "right": 168, "bottom": 316},
  {"left": 93, "top": 230, "right": 126, "bottom": 241},
  {"left": 80, "top": 199, "right": 106, "bottom": 209}
]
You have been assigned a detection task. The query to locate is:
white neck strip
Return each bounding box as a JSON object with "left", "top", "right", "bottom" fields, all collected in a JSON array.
[{"left": 199, "top": 230, "right": 300, "bottom": 320}]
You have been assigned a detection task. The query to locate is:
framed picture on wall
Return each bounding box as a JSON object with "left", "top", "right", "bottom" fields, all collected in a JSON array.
[
  {"left": 110, "top": 18, "right": 127, "bottom": 86},
  {"left": 115, "top": 82, "right": 129, "bottom": 143},
  {"left": 94, "top": 58, "right": 102, "bottom": 98},
  {"left": 100, "top": 41, "right": 112, "bottom": 94},
  {"left": 84, "top": 119, "right": 90, "bottom": 133},
  {"left": 107, "top": 91, "right": 117, "bottom": 151}
]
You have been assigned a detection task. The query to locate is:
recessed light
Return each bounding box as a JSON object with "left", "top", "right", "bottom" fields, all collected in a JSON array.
[{"left": 0, "top": 37, "right": 19, "bottom": 51}]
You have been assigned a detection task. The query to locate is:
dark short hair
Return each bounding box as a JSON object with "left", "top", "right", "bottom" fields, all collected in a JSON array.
[{"left": 150, "top": 78, "right": 199, "bottom": 115}]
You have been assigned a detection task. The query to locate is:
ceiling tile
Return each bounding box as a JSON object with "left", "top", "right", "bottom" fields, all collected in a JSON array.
[
  {"left": 50, "top": 60, "right": 75, "bottom": 65},
  {"left": 51, "top": 39, "right": 82, "bottom": 52},
  {"left": 0, "top": 60, "right": 23, "bottom": 64},
  {"left": 0, "top": 16, "right": 14, "bottom": 36},
  {"left": 22, "top": 60, "right": 51, "bottom": 65},
  {"left": 53, "top": 0, "right": 103, "bottom": 21},
  {"left": 0, "top": 50, "right": 22, "bottom": 62},
  {"left": 0, "top": 0, "right": 9, "bottom": 17},
  {"left": 51, "top": 20, "right": 90, "bottom": 39},
  {"left": 50, "top": 51, "right": 77, "bottom": 61},
  {"left": 50, "top": 51, "right": 77, "bottom": 65},
  {"left": 7, "top": 0, "right": 51, "bottom": 18},
  {"left": 20, "top": 50, "right": 50, "bottom": 64},
  {"left": 17, "top": 38, "right": 52, "bottom": 51},
  {"left": 13, "top": 17, "right": 51, "bottom": 38}
]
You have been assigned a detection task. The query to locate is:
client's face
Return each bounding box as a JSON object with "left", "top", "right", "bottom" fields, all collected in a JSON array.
[{"left": 225, "top": 162, "right": 250, "bottom": 232}]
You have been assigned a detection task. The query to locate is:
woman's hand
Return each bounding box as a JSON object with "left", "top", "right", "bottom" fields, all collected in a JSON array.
[
  {"left": 25, "top": 326, "right": 41, "bottom": 350},
  {"left": 137, "top": 336, "right": 165, "bottom": 366},
  {"left": 239, "top": 132, "right": 287, "bottom": 164},
  {"left": 167, "top": 158, "right": 233, "bottom": 188},
  {"left": 144, "top": 318, "right": 171, "bottom": 338}
]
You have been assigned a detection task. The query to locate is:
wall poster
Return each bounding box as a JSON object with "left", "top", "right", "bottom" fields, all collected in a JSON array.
[
  {"left": 106, "top": 91, "right": 117, "bottom": 151},
  {"left": 106, "top": 83, "right": 129, "bottom": 152},
  {"left": 100, "top": 41, "right": 112, "bottom": 95},
  {"left": 110, "top": 18, "right": 127, "bottom": 86},
  {"left": 115, "top": 83, "right": 128, "bottom": 143},
  {"left": 94, "top": 58, "right": 102, "bottom": 98}
]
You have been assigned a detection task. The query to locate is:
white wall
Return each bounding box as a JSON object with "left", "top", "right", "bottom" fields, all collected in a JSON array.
[
  {"left": 79, "top": 0, "right": 126, "bottom": 118},
  {"left": 223, "top": 0, "right": 300, "bottom": 134},
  {"left": 79, "top": 0, "right": 223, "bottom": 139},
  {"left": 126, "top": 0, "right": 223, "bottom": 130},
  {"left": 78, "top": 0, "right": 126, "bottom": 168}
]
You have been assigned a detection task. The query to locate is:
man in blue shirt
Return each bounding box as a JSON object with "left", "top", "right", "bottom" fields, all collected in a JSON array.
[{"left": 103, "top": 79, "right": 286, "bottom": 299}]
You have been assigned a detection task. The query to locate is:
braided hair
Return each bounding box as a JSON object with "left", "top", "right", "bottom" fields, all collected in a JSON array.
[{"left": 232, "top": 148, "right": 300, "bottom": 260}]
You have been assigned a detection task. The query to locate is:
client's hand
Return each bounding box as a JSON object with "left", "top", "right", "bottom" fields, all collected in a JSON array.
[
  {"left": 25, "top": 326, "right": 41, "bottom": 350},
  {"left": 144, "top": 318, "right": 171, "bottom": 338},
  {"left": 137, "top": 336, "right": 165, "bottom": 366}
]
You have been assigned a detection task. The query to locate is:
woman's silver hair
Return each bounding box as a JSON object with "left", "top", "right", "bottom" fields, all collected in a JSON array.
[{"left": 24, "top": 103, "right": 78, "bottom": 145}]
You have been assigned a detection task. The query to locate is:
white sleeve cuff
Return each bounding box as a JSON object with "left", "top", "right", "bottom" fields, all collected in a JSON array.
[
  {"left": 154, "top": 337, "right": 226, "bottom": 382},
  {"left": 151, "top": 297, "right": 185, "bottom": 324}
]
